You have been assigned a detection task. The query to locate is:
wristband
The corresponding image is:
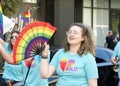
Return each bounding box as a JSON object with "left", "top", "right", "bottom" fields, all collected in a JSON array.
[{"left": 41, "top": 56, "right": 48, "bottom": 59}]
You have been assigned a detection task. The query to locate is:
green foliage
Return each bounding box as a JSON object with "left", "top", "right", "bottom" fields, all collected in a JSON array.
[{"left": 1, "top": 0, "right": 20, "bottom": 17}]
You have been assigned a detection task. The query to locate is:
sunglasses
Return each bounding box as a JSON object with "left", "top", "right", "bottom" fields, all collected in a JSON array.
[{"left": 10, "top": 35, "right": 18, "bottom": 39}]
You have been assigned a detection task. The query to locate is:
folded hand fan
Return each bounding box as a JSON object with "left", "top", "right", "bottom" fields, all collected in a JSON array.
[{"left": 13, "top": 21, "right": 57, "bottom": 64}]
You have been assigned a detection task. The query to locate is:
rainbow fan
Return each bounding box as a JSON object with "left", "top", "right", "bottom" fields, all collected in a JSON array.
[{"left": 13, "top": 21, "right": 57, "bottom": 64}]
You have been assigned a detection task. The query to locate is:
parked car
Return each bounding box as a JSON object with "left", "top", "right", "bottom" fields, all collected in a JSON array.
[
  {"left": 96, "top": 46, "right": 118, "bottom": 86},
  {"left": 49, "top": 45, "right": 119, "bottom": 86}
]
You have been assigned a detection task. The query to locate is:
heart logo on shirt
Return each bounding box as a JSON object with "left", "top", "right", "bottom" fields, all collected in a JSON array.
[
  {"left": 60, "top": 58, "right": 67, "bottom": 71},
  {"left": 60, "top": 58, "right": 75, "bottom": 72}
]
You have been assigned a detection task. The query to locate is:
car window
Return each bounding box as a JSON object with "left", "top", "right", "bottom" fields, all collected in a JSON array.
[{"left": 96, "top": 57, "right": 106, "bottom": 63}]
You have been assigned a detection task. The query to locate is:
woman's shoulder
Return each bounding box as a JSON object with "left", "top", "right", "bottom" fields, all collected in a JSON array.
[
  {"left": 83, "top": 53, "right": 95, "bottom": 59},
  {"left": 117, "top": 41, "right": 120, "bottom": 45},
  {"left": 82, "top": 53, "right": 96, "bottom": 64},
  {"left": 52, "top": 48, "right": 65, "bottom": 57},
  {"left": 4, "top": 42, "right": 9, "bottom": 46},
  {"left": 115, "top": 41, "right": 120, "bottom": 48},
  {"left": 3, "top": 42, "right": 9, "bottom": 49},
  {"left": 56, "top": 48, "right": 65, "bottom": 53}
]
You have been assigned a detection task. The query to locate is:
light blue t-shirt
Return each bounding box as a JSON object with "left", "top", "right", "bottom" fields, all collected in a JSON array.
[
  {"left": 50, "top": 49, "right": 98, "bottom": 86},
  {"left": 112, "top": 41, "right": 120, "bottom": 57},
  {"left": 2, "top": 42, "right": 23, "bottom": 81},
  {"left": 112, "top": 41, "right": 120, "bottom": 79},
  {"left": 22, "top": 52, "right": 50, "bottom": 86}
]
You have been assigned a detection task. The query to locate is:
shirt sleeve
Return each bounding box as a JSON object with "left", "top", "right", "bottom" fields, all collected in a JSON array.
[
  {"left": 84, "top": 53, "right": 98, "bottom": 79},
  {"left": 3, "top": 42, "right": 9, "bottom": 51},
  {"left": 50, "top": 49, "right": 63, "bottom": 68}
]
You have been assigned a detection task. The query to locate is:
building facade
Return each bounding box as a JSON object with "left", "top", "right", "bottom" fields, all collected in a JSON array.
[{"left": 16, "top": 0, "right": 120, "bottom": 46}]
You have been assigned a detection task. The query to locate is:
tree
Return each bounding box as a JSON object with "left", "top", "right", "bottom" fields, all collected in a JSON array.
[{"left": 1, "top": 0, "right": 20, "bottom": 17}]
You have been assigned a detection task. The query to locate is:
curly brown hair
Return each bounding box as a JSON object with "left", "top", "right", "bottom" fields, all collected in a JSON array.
[
  {"left": 8, "top": 30, "right": 20, "bottom": 51},
  {"left": 64, "top": 23, "right": 95, "bottom": 56}
]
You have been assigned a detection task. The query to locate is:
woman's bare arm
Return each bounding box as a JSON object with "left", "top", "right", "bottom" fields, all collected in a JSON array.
[
  {"left": 0, "top": 38, "right": 5, "bottom": 46},
  {"left": 88, "top": 78, "right": 98, "bottom": 86},
  {"left": 40, "top": 42, "right": 56, "bottom": 78},
  {"left": 0, "top": 44, "right": 13, "bottom": 64},
  {"left": 40, "top": 58, "right": 56, "bottom": 78}
]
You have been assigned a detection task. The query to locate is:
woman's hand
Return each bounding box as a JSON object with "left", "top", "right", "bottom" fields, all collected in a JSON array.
[
  {"left": 42, "top": 42, "right": 49, "bottom": 57},
  {"left": 111, "top": 57, "right": 118, "bottom": 65}
]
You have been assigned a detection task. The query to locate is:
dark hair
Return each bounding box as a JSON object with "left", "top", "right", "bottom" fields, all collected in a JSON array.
[
  {"left": 14, "top": 24, "right": 18, "bottom": 27},
  {"left": 13, "top": 24, "right": 19, "bottom": 30},
  {"left": 64, "top": 23, "right": 95, "bottom": 56},
  {"left": 8, "top": 30, "right": 20, "bottom": 50}
]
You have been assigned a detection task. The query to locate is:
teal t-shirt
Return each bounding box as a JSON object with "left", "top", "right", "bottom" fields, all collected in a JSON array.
[
  {"left": 112, "top": 41, "right": 120, "bottom": 79},
  {"left": 2, "top": 42, "right": 23, "bottom": 81},
  {"left": 22, "top": 52, "right": 50, "bottom": 86},
  {"left": 50, "top": 49, "right": 98, "bottom": 86},
  {"left": 112, "top": 41, "right": 120, "bottom": 57}
]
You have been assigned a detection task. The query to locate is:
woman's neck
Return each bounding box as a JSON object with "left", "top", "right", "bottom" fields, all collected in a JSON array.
[{"left": 70, "top": 44, "right": 80, "bottom": 55}]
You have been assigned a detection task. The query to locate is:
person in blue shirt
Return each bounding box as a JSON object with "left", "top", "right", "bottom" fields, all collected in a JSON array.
[
  {"left": 40, "top": 23, "right": 98, "bottom": 86},
  {"left": 0, "top": 30, "right": 50, "bottom": 86},
  {"left": 21, "top": 54, "right": 50, "bottom": 86},
  {"left": 0, "top": 30, "right": 23, "bottom": 86},
  {"left": 111, "top": 41, "right": 120, "bottom": 86}
]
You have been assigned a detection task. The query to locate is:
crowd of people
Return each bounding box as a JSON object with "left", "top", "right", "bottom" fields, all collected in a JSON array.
[
  {"left": 0, "top": 22, "right": 99, "bottom": 86},
  {"left": 0, "top": 16, "right": 120, "bottom": 86}
]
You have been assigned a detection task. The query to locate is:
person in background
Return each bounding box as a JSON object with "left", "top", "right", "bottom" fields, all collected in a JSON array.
[
  {"left": 40, "top": 23, "right": 98, "bottom": 86},
  {"left": 111, "top": 41, "right": 120, "bottom": 86},
  {"left": 20, "top": 53, "right": 50, "bottom": 86},
  {"left": 105, "top": 30, "right": 118, "bottom": 50},
  {"left": 5, "top": 24, "right": 19, "bottom": 42},
  {"left": 0, "top": 30, "right": 23, "bottom": 86},
  {"left": 13, "top": 24, "right": 19, "bottom": 31},
  {"left": 30, "top": 17, "right": 35, "bottom": 23}
]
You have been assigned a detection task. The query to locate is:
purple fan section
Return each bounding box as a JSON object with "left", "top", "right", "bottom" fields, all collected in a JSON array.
[{"left": 25, "top": 37, "right": 49, "bottom": 59}]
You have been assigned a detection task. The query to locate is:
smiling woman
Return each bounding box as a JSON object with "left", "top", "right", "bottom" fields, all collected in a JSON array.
[
  {"left": 40, "top": 23, "right": 98, "bottom": 86},
  {"left": 0, "top": 30, "right": 24, "bottom": 86}
]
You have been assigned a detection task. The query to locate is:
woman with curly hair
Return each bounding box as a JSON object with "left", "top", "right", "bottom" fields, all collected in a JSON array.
[{"left": 40, "top": 23, "right": 98, "bottom": 86}]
